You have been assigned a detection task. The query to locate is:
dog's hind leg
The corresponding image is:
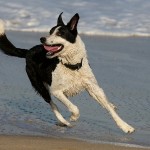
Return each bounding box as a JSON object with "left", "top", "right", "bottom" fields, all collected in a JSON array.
[
  {"left": 85, "top": 81, "right": 135, "bottom": 133},
  {"left": 52, "top": 91, "right": 80, "bottom": 123}
]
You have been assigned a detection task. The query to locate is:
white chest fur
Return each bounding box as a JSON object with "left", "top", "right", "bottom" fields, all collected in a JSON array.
[{"left": 49, "top": 59, "right": 96, "bottom": 97}]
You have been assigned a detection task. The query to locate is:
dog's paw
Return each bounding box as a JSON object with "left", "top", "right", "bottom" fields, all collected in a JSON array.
[
  {"left": 70, "top": 113, "right": 80, "bottom": 122},
  {"left": 56, "top": 122, "right": 73, "bottom": 128},
  {"left": 57, "top": 117, "right": 72, "bottom": 127},
  {"left": 70, "top": 106, "right": 80, "bottom": 122},
  {"left": 120, "top": 124, "right": 135, "bottom": 133}
]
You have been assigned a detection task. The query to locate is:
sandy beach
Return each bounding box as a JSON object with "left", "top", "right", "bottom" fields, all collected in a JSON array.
[
  {"left": 0, "top": 135, "right": 148, "bottom": 150},
  {"left": 0, "top": 31, "right": 150, "bottom": 149}
]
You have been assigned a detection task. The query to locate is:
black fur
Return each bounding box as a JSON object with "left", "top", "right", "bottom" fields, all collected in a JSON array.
[
  {"left": 43, "top": 13, "right": 79, "bottom": 44},
  {"left": 57, "top": 26, "right": 77, "bottom": 43},
  {"left": 0, "top": 33, "right": 59, "bottom": 104},
  {"left": 26, "top": 45, "right": 59, "bottom": 103},
  {"left": 0, "top": 13, "right": 80, "bottom": 104},
  {"left": 0, "top": 34, "right": 27, "bottom": 58}
]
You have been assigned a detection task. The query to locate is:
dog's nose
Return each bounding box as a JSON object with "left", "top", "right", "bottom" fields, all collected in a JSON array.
[{"left": 40, "top": 37, "right": 46, "bottom": 44}]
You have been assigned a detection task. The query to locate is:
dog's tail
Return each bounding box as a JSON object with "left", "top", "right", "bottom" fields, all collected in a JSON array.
[{"left": 0, "top": 20, "right": 28, "bottom": 58}]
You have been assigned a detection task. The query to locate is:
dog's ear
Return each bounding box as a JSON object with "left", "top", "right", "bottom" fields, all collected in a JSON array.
[
  {"left": 67, "top": 13, "right": 79, "bottom": 34},
  {"left": 57, "top": 12, "right": 65, "bottom": 26}
]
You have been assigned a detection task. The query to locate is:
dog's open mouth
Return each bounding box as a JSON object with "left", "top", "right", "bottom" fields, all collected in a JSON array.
[{"left": 43, "top": 44, "right": 64, "bottom": 56}]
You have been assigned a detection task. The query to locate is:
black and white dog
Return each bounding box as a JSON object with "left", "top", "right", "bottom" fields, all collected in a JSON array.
[{"left": 0, "top": 13, "right": 135, "bottom": 133}]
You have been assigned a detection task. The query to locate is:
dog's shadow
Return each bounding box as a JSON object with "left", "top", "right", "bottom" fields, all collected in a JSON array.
[{"left": 56, "top": 122, "right": 76, "bottom": 128}]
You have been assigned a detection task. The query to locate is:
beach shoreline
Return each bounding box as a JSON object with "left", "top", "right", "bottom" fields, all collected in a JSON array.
[{"left": 0, "top": 135, "right": 149, "bottom": 150}]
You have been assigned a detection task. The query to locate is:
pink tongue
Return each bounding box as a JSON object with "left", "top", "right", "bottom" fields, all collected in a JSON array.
[{"left": 44, "top": 45, "right": 60, "bottom": 52}]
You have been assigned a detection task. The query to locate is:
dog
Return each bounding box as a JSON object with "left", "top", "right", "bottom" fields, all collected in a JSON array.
[{"left": 0, "top": 13, "right": 135, "bottom": 133}]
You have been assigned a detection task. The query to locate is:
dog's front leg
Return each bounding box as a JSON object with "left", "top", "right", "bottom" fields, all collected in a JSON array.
[
  {"left": 85, "top": 80, "right": 135, "bottom": 133},
  {"left": 52, "top": 91, "right": 80, "bottom": 124},
  {"left": 50, "top": 100, "right": 71, "bottom": 126}
]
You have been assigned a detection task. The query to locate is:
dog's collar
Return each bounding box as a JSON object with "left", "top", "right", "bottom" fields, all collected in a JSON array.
[{"left": 61, "top": 58, "right": 83, "bottom": 70}]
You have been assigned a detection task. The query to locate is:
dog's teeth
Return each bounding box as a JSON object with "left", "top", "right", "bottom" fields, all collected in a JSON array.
[
  {"left": 47, "top": 51, "right": 52, "bottom": 55},
  {"left": 58, "top": 46, "right": 62, "bottom": 50}
]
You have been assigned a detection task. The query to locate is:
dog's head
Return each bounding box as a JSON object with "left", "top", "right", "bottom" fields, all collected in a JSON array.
[{"left": 40, "top": 13, "right": 81, "bottom": 59}]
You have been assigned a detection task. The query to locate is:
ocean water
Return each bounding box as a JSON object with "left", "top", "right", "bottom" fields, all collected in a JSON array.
[
  {"left": 0, "top": 31, "right": 150, "bottom": 148},
  {"left": 0, "top": 0, "right": 150, "bottom": 36}
]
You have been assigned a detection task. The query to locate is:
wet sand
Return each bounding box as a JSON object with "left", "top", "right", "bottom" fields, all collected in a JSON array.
[{"left": 0, "top": 135, "right": 148, "bottom": 150}]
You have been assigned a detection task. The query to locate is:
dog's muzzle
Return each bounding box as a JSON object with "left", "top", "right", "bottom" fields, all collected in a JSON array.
[{"left": 40, "top": 37, "right": 64, "bottom": 56}]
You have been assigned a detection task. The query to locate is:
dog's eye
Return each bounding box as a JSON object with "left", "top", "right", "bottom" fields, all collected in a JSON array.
[
  {"left": 56, "top": 32, "right": 61, "bottom": 36},
  {"left": 56, "top": 30, "right": 65, "bottom": 36}
]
